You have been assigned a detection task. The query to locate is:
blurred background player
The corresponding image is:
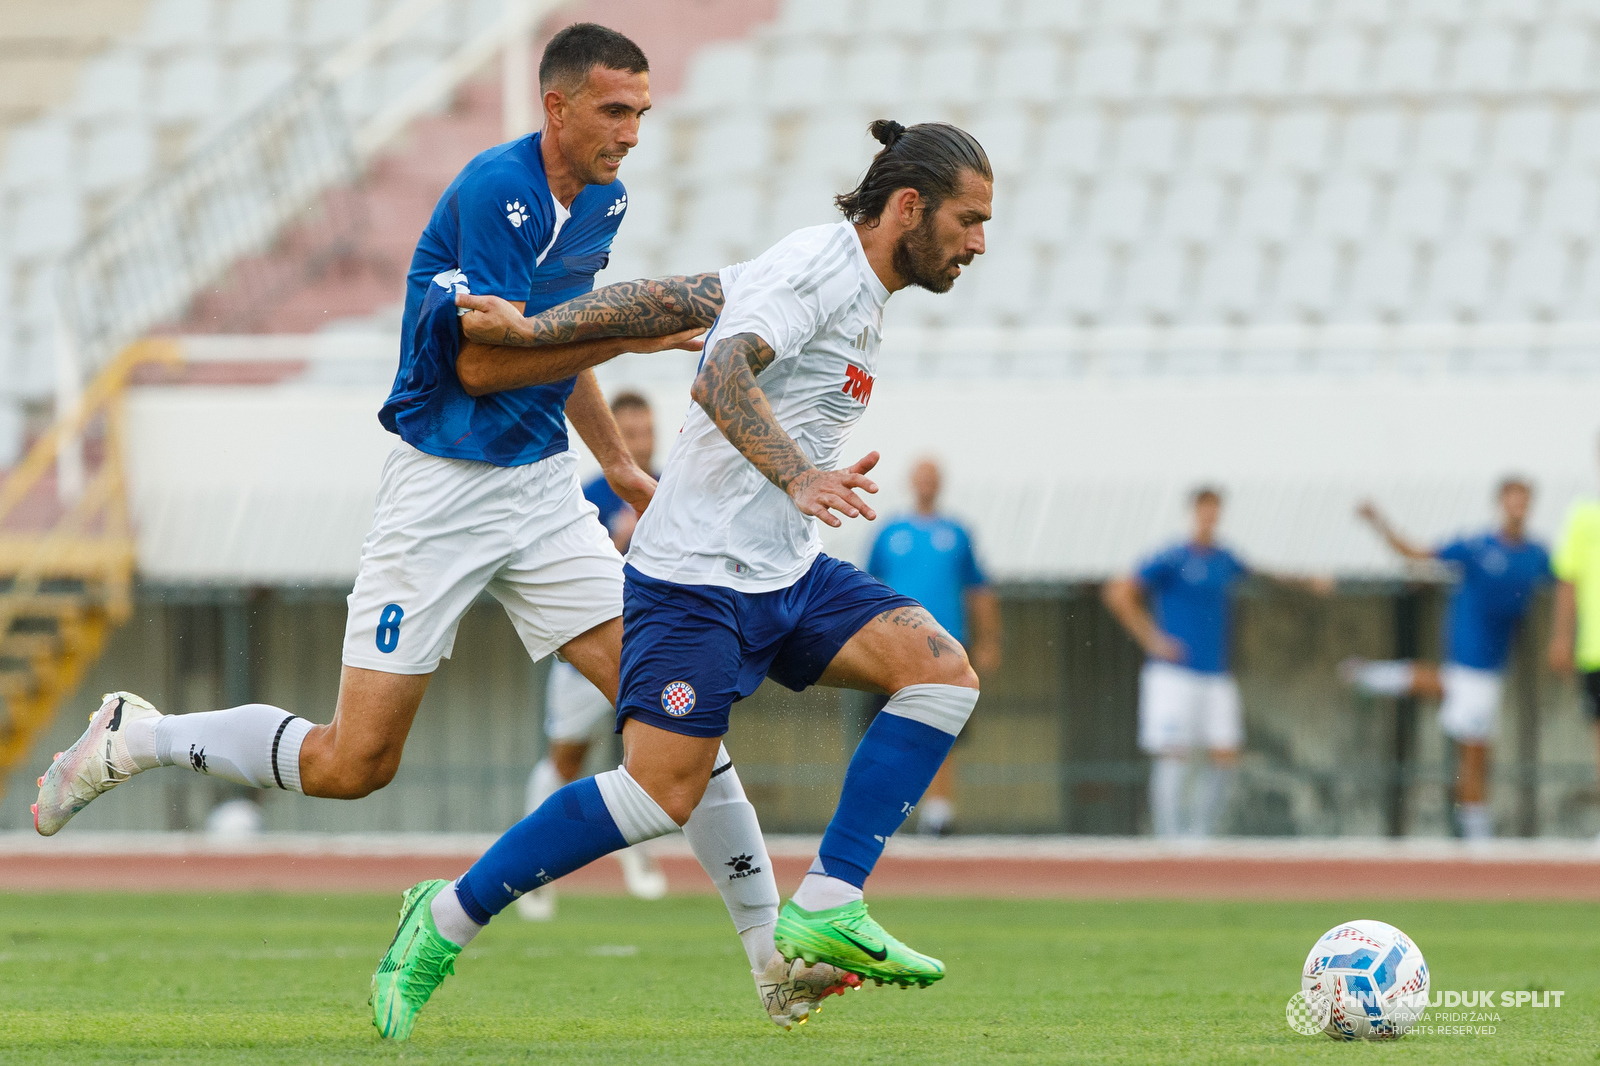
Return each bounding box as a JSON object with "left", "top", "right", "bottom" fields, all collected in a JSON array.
[
  {"left": 866, "top": 457, "right": 1000, "bottom": 835},
  {"left": 1103, "top": 487, "right": 1328, "bottom": 838},
  {"left": 519, "top": 390, "right": 664, "bottom": 919},
  {"left": 1548, "top": 440, "right": 1600, "bottom": 842},
  {"left": 1343, "top": 480, "right": 1550, "bottom": 840}
]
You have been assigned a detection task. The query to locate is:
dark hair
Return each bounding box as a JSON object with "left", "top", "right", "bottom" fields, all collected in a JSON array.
[
  {"left": 1497, "top": 475, "right": 1532, "bottom": 497},
  {"left": 539, "top": 23, "right": 648, "bottom": 93},
  {"left": 610, "top": 390, "right": 650, "bottom": 415},
  {"left": 1192, "top": 485, "right": 1224, "bottom": 506},
  {"left": 834, "top": 119, "right": 992, "bottom": 225}
]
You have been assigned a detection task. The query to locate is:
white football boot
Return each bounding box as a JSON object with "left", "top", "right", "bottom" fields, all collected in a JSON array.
[
  {"left": 515, "top": 884, "right": 557, "bottom": 921},
  {"left": 616, "top": 844, "right": 668, "bottom": 900},
  {"left": 753, "top": 952, "right": 862, "bottom": 1029},
  {"left": 34, "top": 692, "right": 162, "bottom": 836}
]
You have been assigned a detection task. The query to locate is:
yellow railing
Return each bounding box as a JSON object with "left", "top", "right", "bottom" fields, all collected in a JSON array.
[{"left": 0, "top": 340, "right": 181, "bottom": 797}]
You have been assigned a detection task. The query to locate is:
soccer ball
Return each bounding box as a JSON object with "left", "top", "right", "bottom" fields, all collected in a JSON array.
[{"left": 1300, "top": 919, "right": 1429, "bottom": 1040}]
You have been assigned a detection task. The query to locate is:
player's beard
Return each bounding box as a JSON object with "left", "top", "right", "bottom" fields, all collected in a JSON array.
[{"left": 892, "top": 213, "right": 972, "bottom": 294}]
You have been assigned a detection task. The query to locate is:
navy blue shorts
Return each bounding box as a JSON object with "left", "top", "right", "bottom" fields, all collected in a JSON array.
[{"left": 616, "top": 554, "right": 919, "bottom": 738}]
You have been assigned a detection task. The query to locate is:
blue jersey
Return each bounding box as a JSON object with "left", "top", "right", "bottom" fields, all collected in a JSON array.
[
  {"left": 1136, "top": 542, "right": 1249, "bottom": 674},
  {"left": 379, "top": 133, "right": 627, "bottom": 467},
  {"left": 582, "top": 472, "right": 656, "bottom": 548},
  {"left": 1438, "top": 532, "right": 1552, "bottom": 671},
  {"left": 867, "top": 514, "right": 987, "bottom": 644}
]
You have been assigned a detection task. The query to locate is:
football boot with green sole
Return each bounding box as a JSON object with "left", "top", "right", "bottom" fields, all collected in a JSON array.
[
  {"left": 370, "top": 879, "right": 463, "bottom": 1040},
  {"left": 775, "top": 899, "right": 945, "bottom": 988}
]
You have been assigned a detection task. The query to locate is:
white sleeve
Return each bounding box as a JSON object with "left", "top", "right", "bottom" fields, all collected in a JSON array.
[
  {"left": 712, "top": 266, "right": 823, "bottom": 364},
  {"left": 717, "top": 259, "right": 753, "bottom": 291}
]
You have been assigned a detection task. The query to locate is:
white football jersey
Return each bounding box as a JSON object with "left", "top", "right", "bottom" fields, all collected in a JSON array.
[{"left": 628, "top": 222, "right": 888, "bottom": 592}]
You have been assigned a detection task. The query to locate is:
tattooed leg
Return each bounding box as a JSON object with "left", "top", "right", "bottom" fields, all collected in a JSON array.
[{"left": 816, "top": 606, "right": 977, "bottom": 694}]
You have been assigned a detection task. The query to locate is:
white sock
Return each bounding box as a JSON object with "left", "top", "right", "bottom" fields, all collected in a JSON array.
[
  {"left": 594, "top": 765, "right": 681, "bottom": 842},
  {"left": 1458, "top": 802, "right": 1492, "bottom": 840},
  {"left": 918, "top": 795, "right": 954, "bottom": 835},
  {"left": 526, "top": 756, "right": 564, "bottom": 815},
  {"left": 791, "top": 856, "right": 864, "bottom": 911},
  {"left": 1150, "top": 755, "right": 1187, "bottom": 838},
  {"left": 431, "top": 881, "right": 483, "bottom": 947},
  {"left": 1195, "top": 764, "right": 1236, "bottom": 837},
  {"left": 1351, "top": 659, "right": 1415, "bottom": 697},
  {"left": 153, "top": 705, "right": 312, "bottom": 792},
  {"left": 123, "top": 716, "right": 161, "bottom": 771},
  {"left": 682, "top": 745, "right": 779, "bottom": 968}
]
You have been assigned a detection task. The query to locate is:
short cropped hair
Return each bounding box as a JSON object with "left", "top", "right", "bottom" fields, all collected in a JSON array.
[
  {"left": 539, "top": 23, "right": 648, "bottom": 94},
  {"left": 1192, "top": 485, "right": 1223, "bottom": 506},
  {"left": 610, "top": 390, "right": 650, "bottom": 415},
  {"left": 835, "top": 120, "right": 991, "bottom": 225},
  {"left": 1497, "top": 475, "right": 1532, "bottom": 497}
]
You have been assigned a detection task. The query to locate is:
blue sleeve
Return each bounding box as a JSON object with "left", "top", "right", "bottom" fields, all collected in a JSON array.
[
  {"left": 1137, "top": 549, "right": 1176, "bottom": 590},
  {"left": 867, "top": 526, "right": 891, "bottom": 580},
  {"left": 1224, "top": 549, "right": 1249, "bottom": 581},
  {"left": 455, "top": 169, "right": 548, "bottom": 303},
  {"left": 1437, "top": 538, "right": 1472, "bottom": 565},
  {"left": 957, "top": 528, "right": 987, "bottom": 588},
  {"left": 1536, "top": 544, "right": 1554, "bottom": 584}
]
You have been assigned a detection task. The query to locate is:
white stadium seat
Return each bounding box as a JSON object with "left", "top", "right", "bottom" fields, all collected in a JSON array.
[
  {"left": 966, "top": 108, "right": 1031, "bottom": 178},
  {"left": 304, "top": 0, "right": 372, "bottom": 50},
  {"left": 1263, "top": 106, "right": 1333, "bottom": 175},
  {"left": 73, "top": 50, "right": 147, "bottom": 119},
  {"left": 682, "top": 184, "right": 763, "bottom": 248},
  {"left": 223, "top": 0, "right": 293, "bottom": 48},
  {"left": 1373, "top": 26, "right": 1445, "bottom": 93},
  {"left": 1563, "top": 106, "right": 1600, "bottom": 170},
  {"left": 837, "top": 41, "right": 912, "bottom": 107},
  {"left": 1012, "top": 0, "right": 1093, "bottom": 32},
  {"left": 142, "top": 0, "right": 217, "bottom": 48},
  {"left": 1122, "top": 240, "right": 1191, "bottom": 321},
  {"left": 1040, "top": 108, "right": 1109, "bottom": 178},
  {"left": 1478, "top": 0, "right": 1547, "bottom": 27},
  {"left": 1160, "top": 175, "right": 1228, "bottom": 242},
  {"left": 1149, "top": 33, "right": 1222, "bottom": 99},
  {"left": 227, "top": 54, "right": 298, "bottom": 114},
  {"left": 80, "top": 122, "right": 154, "bottom": 192},
  {"left": 1346, "top": 238, "right": 1421, "bottom": 319},
  {"left": 1492, "top": 106, "right": 1558, "bottom": 173},
  {"left": 1235, "top": 174, "right": 1304, "bottom": 242},
  {"left": 1300, "top": 28, "right": 1372, "bottom": 95},
  {"left": 1461, "top": 172, "right": 1530, "bottom": 240},
  {"left": 1084, "top": 178, "right": 1153, "bottom": 243},
  {"left": 1448, "top": 26, "right": 1521, "bottom": 93},
  {"left": 1099, "top": 0, "right": 1170, "bottom": 32},
  {"left": 1115, "top": 111, "right": 1182, "bottom": 176},
  {"left": 686, "top": 112, "right": 774, "bottom": 179},
  {"left": 682, "top": 42, "right": 759, "bottom": 108},
  {"left": 1009, "top": 176, "right": 1080, "bottom": 249},
  {"left": 1385, "top": 172, "right": 1455, "bottom": 242},
  {"left": 613, "top": 180, "right": 672, "bottom": 245},
  {"left": 773, "top": 0, "right": 855, "bottom": 37},
  {"left": 1414, "top": 105, "right": 1485, "bottom": 174},
  {"left": 1538, "top": 172, "right": 1600, "bottom": 237},
  {"left": 1257, "top": 0, "right": 1320, "bottom": 31},
  {"left": 1407, "top": 0, "right": 1472, "bottom": 28},
  {"left": 1044, "top": 243, "right": 1117, "bottom": 323},
  {"left": 1273, "top": 241, "right": 1342, "bottom": 318},
  {"left": 792, "top": 108, "right": 877, "bottom": 175},
  {"left": 1188, "top": 108, "right": 1257, "bottom": 177},
  {"left": 1498, "top": 236, "right": 1575, "bottom": 319},
  {"left": 1523, "top": 22, "right": 1594, "bottom": 93},
  {"left": 11, "top": 190, "right": 83, "bottom": 258},
  {"left": 1422, "top": 236, "right": 1495, "bottom": 319},
  {"left": 1072, "top": 32, "right": 1146, "bottom": 101},
  {"left": 911, "top": 42, "right": 985, "bottom": 105},
  {"left": 1194, "top": 238, "right": 1266, "bottom": 320},
  {"left": 862, "top": 0, "right": 937, "bottom": 37},
  {"left": 154, "top": 53, "right": 224, "bottom": 122},
  {"left": 1176, "top": 0, "right": 1246, "bottom": 31},
  {"left": 765, "top": 45, "right": 836, "bottom": 111},
  {"left": 1342, "top": 107, "right": 1409, "bottom": 176},
  {"left": 1308, "top": 172, "right": 1378, "bottom": 242},
  {"left": 3, "top": 119, "right": 72, "bottom": 190},
  {"left": 1223, "top": 28, "right": 1293, "bottom": 96},
  {"left": 1328, "top": 0, "right": 1392, "bottom": 30},
  {"left": 965, "top": 243, "right": 1043, "bottom": 324},
  {"left": 991, "top": 41, "right": 1065, "bottom": 104}
]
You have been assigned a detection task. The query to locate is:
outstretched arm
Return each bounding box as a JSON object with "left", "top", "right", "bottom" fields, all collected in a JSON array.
[
  {"left": 1356, "top": 500, "right": 1434, "bottom": 562},
  {"left": 458, "top": 273, "right": 726, "bottom": 347},
  {"left": 565, "top": 370, "right": 655, "bottom": 515},
  {"left": 689, "top": 331, "right": 879, "bottom": 528}
]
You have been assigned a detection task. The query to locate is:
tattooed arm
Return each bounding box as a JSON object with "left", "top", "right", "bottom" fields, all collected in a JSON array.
[
  {"left": 456, "top": 273, "right": 726, "bottom": 347},
  {"left": 688, "top": 331, "right": 881, "bottom": 528}
]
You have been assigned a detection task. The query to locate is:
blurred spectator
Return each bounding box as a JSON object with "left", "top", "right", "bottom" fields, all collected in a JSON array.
[
  {"left": 867, "top": 457, "right": 1000, "bottom": 835},
  {"left": 1548, "top": 438, "right": 1600, "bottom": 843},
  {"left": 1344, "top": 481, "right": 1550, "bottom": 840}
]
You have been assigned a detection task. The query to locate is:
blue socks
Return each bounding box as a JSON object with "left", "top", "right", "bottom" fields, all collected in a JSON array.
[
  {"left": 814, "top": 684, "right": 979, "bottom": 888},
  {"left": 455, "top": 767, "right": 680, "bottom": 923}
]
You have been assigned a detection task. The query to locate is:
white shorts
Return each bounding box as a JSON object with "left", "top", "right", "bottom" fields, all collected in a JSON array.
[
  {"left": 1437, "top": 663, "right": 1503, "bottom": 742},
  {"left": 545, "top": 659, "right": 615, "bottom": 741},
  {"left": 342, "top": 444, "right": 623, "bottom": 674},
  {"left": 1138, "top": 661, "right": 1243, "bottom": 754}
]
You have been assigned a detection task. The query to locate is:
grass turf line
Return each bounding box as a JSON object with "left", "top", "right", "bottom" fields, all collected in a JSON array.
[{"left": 0, "top": 894, "right": 1593, "bottom": 1064}]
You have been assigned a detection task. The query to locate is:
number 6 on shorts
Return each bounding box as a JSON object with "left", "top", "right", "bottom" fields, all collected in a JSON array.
[{"left": 376, "top": 603, "right": 405, "bottom": 654}]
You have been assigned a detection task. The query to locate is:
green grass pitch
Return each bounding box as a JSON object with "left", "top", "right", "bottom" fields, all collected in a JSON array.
[{"left": 0, "top": 893, "right": 1594, "bottom": 1064}]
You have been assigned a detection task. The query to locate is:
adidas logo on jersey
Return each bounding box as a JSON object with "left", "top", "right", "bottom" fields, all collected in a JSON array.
[
  {"left": 504, "top": 200, "right": 529, "bottom": 228},
  {"left": 842, "top": 364, "right": 875, "bottom": 405},
  {"left": 850, "top": 327, "right": 870, "bottom": 351},
  {"left": 605, "top": 194, "right": 627, "bottom": 217}
]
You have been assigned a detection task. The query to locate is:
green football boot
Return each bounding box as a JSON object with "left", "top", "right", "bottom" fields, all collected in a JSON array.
[
  {"left": 370, "top": 879, "right": 463, "bottom": 1040},
  {"left": 775, "top": 899, "right": 945, "bottom": 988}
]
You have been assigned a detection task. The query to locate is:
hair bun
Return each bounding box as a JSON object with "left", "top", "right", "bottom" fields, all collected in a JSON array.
[{"left": 869, "top": 119, "right": 906, "bottom": 148}]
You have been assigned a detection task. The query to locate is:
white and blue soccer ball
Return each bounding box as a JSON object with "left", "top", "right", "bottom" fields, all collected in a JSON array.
[{"left": 1301, "top": 919, "right": 1429, "bottom": 1040}]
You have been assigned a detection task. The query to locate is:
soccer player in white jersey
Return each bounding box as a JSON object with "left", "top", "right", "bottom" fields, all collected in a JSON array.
[
  {"left": 33, "top": 23, "right": 833, "bottom": 1030},
  {"left": 373, "top": 119, "right": 993, "bottom": 1038}
]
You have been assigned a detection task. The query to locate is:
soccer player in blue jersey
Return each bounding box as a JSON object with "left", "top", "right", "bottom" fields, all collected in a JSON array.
[
  {"left": 867, "top": 457, "right": 1001, "bottom": 834},
  {"left": 372, "top": 118, "right": 994, "bottom": 1037},
  {"left": 1343, "top": 479, "right": 1551, "bottom": 839},
  {"left": 37, "top": 22, "right": 822, "bottom": 1028},
  {"left": 1104, "top": 487, "right": 1329, "bottom": 838}
]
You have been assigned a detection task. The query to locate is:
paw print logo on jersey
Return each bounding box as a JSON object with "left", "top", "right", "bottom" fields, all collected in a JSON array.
[
  {"left": 504, "top": 200, "right": 529, "bottom": 228},
  {"left": 605, "top": 194, "right": 627, "bottom": 217},
  {"left": 660, "top": 681, "right": 696, "bottom": 717}
]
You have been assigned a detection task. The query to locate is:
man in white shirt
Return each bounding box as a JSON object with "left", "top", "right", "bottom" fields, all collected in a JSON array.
[{"left": 376, "top": 118, "right": 993, "bottom": 1034}]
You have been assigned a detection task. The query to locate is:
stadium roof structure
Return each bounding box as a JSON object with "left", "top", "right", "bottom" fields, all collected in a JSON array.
[{"left": 121, "top": 333, "right": 1600, "bottom": 587}]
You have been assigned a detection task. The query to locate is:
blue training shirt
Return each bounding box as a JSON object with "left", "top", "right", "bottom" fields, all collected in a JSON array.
[
  {"left": 867, "top": 514, "right": 987, "bottom": 644},
  {"left": 1437, "top": 532, "right": 1552, "bottom": 671},
  {"left": 1136, "top": 542, "right": 1249, "bottom": 674},
  {"left": 379, "top": 133, "right": 628, "bottom": 467}
]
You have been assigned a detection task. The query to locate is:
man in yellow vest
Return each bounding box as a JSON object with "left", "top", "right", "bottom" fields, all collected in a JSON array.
[{"left": 1548, "top": 445, "right": 1600, "bottom": 842}]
